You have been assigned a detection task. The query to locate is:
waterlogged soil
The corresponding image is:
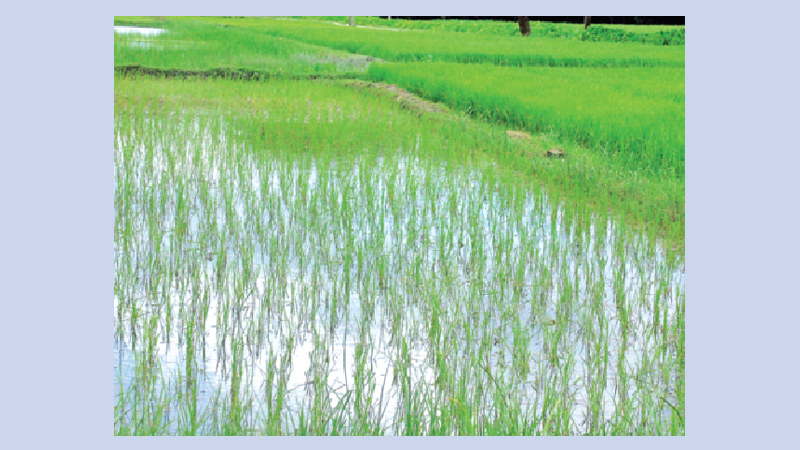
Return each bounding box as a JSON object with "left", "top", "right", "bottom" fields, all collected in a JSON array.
[{"left": 114, "top": 112, "right": 684, "bottom": 435}]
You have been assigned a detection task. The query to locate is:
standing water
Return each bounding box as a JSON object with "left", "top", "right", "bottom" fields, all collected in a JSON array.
[
  {"left": 114, "top": 26, "right": 167, "bottom": 36},
  {"left": 114, "top": 105, "right": 684, "bottom": 436}
]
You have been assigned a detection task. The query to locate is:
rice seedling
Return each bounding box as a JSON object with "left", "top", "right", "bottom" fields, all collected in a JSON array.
[{"left": 114, "top": 75, "right": 684, "bottom": 435}]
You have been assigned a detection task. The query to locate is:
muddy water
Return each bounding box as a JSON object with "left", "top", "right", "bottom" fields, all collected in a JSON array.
[{"left": 114, "top": 116, "right": 684, "bottom": 434}]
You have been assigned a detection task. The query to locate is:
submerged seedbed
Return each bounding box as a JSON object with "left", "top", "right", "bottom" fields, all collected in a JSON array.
[{"left": 114, "top": 78, "right": 684, "bottom": 435}]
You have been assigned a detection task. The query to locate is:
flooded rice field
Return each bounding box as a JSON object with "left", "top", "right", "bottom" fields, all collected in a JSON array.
[
  {"left": 114, "top": 108, "right": 684, "bottom": 435},
  {"left": 114, "top": 26, "right": 167, "bottom": 35},
  {"left": 114, "top": 26, "right": 170, "bottom": 50}
]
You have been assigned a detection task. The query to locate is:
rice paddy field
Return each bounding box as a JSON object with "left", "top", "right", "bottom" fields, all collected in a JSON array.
[
  {"left": 368, "top": 63, "right": 685, "bottom": 178},
  {"left": 114, "top": 20, "right": 376, "bottom": 77},
  {"left": 295, "top": 17, "right": 685, "bottom": 46},
  {"left": 114, "top": 17, "right": 685, "bottom": 436}
]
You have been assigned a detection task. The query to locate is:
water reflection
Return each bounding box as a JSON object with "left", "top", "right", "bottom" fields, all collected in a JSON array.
[{"left": 114, "top": 26, "right": 167, "bottom": 36}]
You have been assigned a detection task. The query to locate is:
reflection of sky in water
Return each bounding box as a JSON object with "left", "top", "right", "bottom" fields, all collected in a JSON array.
[
  {"left": 114, "top": 26, "right": 170, "bottom": 50},
  {"left": 114, "top": 26, "right": 166, "bottom": 36},
  {"left": 114, "top": 117, "right": 684, "bottom": 434}
]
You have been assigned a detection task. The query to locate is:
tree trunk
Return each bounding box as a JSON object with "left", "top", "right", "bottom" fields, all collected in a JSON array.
[
  {"left": 349, "top": 16, "right": 354, "bottom": 27},
  {"left": 584, "top": 16, "right": 592, "bottom": 30},
  {"left": 518, "top": 16, "right": 530, "bottom": 36}
]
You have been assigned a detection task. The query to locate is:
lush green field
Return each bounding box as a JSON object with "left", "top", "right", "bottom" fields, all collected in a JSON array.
[
  {"left": 295, "top": 17, "right": 685, "bottom": 46},
  {"left": 114, "top": 17, "right": 685, "bottom": 435},
  {"left": 119, "top": 17, "right": 683, "bottom": 68},
  {"left": 115, "top": 76, "right": 684, "bottom": 435},
  {"left": 258, "top": 18, "right": 684, "bottom": 68},
  {"left": 368, "top": 62, "right": 685, "bottom": 179}
]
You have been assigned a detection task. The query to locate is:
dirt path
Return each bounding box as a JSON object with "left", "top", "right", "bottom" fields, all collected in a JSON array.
[{"left": 336, "top": 79, "right": 452, "bottom": 117}]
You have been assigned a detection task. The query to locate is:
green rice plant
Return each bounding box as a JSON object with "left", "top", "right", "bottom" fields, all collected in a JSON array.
[
  {"left": 123, "top": 17, "right": 684, "bottom": 68},
  {"left": 115, "top": 19, "right": 374, "bottom": 76},
  {"left": 112, "top": 20, "right": 685, "bottom": 244},
  {"left": 292, "top": 17, "right": 685, "bottom": 46},
  {"left": 255, "top": 18, "right": 684, "bottom": 68},
  {"left": 368, "top": 62, "right": 684, "bottom": 179},
  {"left": 115, "top": 75, "right": 684, "bottom": 435}
]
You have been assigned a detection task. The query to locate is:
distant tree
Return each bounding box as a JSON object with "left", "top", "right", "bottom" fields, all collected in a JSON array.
[
  {"left": 518, "top": 16, "right": 530, "bottom": 36},
  {"left": 584, "top": 16, "right": 591, "bottom": 29}
]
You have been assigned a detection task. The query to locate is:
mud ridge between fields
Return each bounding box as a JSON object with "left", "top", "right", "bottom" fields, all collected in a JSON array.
[
  {"left": 336, "top": 79, "right": 453, "bottom": 117},
  {"left": 114, "top": 64, "right": 363, "bottom": 81}
]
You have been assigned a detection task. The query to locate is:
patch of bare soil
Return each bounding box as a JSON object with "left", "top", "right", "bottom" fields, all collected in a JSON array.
[
  {"left": 505, "top": 131, "right": 563, "bottom": 157},
  {"left": 505, "top": 130, "right": 533, "bottom": 141}
]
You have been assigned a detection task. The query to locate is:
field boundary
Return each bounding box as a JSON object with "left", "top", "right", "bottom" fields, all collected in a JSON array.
[
  {"left": 337, "top": 79, "right": 454, "bottom": 117},
  {"left": 114, "top": 64, "right": 364, "bottom": 81}
]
